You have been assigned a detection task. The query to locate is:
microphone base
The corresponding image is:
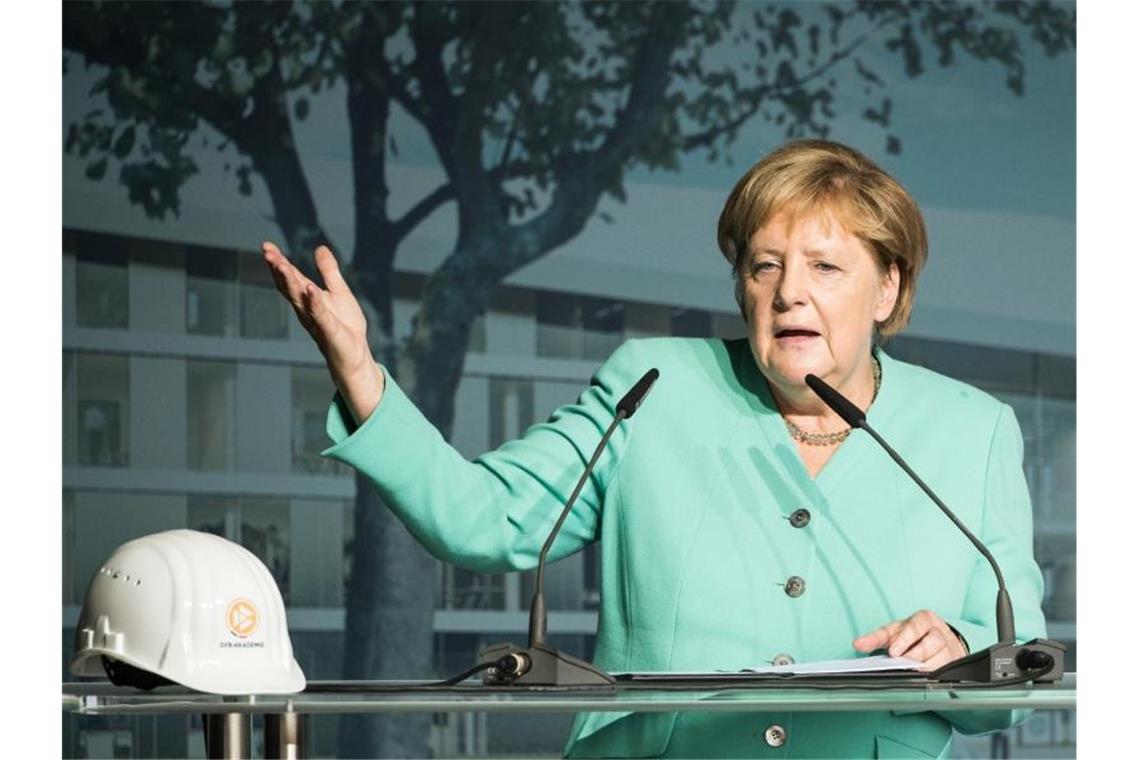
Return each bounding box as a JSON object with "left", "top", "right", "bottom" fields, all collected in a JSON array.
[
  {"left": 479, "top": 642, "right": 616, "bottom": 687},
  {"left": 930, "top": 638, "right": 1067, "bottom": 683}
]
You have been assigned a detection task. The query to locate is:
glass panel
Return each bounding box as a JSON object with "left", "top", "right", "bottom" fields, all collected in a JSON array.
[
  {"left": 443, "top": 565, "right": 505, "bottom": 610},
  {"left": 711, "top": 312, "right": 747, "bottom": 340},
  {"left": 291, "top": 366, "right": 351, "bottom": 475},
  {"left": 582, "top": 542, "right": 601, "bottom": 611},
  {"left": 240, "top": 497, "right": 291, "bottom": 604},
  {"left": 186, "top": 245, "right": 237, "bottom": 337},
  {"left": 68, "top": 491, "right": 188, "bottom": 604},
  {"left": 63, "top": 489, "right": 76, "bottom": 605},
  {"left": 342, "top": 498, "right": 354, "bottom": 602},
  {"left": 535, "top": 292, "right": 624, "bottom": 360},
  {"left": 239, "top": 253, "right": 288, "bottom": 339},
  {"left": 581, "top": 297, "right": 624, "bottom": 361},
  {"left": 1038, "top": 398, "right": 1076, "bottom": 523},
  {"left": 536, "top": 290, "right": 581, "bottom": 358},
  {"left": 76, "top": 352, "right": 129, "bottom": 467},
  {"left": 63, "top": 350, "right": 77, "bottom": 466},
  {"left": 289, "top": 498, "right": 348, "bottom": 607},
  {"left": 187, "top": 494, "right": 233, "bottom": 538},
  {"left": 671, "top": 307, "right": 712, "bottom": 338},
  {"left": 536, "top": 323, "right": 581, "bottom": 359},
  {"left": 76, "top": 232, "right": 129, "bottom": 328},
  {"left": 624, "top": 302, "right": 672, "bottom": 337},
  {"left": 468, "top": 314, "right": 487, "bottom": 354},
  {"left": 1039, "top": 534, "right": 1076, "bottom": 623},
  {"left": 490, "top": 378, "right": 534, "bottom": 448},
  {"left": 187, "top": 360, "right": 236, "bottom": 471}
]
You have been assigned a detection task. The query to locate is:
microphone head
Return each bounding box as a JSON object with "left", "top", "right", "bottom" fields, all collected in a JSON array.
[
  {"left": 616, "top": 368, "right": 660, "bottom": 419},
  {"left": 804, "top": 373, "right": 866, "bottom": 428}
]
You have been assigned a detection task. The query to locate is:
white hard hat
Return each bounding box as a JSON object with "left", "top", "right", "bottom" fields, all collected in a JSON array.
[{"left": 70, "top": 529, "right": 306, "bottom": 695}]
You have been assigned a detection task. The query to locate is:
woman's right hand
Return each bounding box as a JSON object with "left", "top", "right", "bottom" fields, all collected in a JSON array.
[{"left": 262, "top": 241, "right": 384, "bottom": 423}]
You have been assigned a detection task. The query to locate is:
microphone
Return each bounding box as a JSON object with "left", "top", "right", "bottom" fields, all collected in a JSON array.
[
  {"left": 480, "top": 368, "right": 660, "bottom": 686},
  {"left": 804, "top": 372, "right": 1066, "bottom": 683}
]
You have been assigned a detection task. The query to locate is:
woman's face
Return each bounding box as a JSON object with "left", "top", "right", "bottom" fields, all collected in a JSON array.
[{"left": 741, "top": 209, "right": 899, "bottom": 393}]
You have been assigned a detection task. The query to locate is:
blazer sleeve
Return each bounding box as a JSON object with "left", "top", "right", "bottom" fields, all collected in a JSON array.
[
  {"left": 320, "top": 340, "right": 645, "bottom": 573},
  {"left": 938, "top": 402, "right": 1048, "bottom": 734}
]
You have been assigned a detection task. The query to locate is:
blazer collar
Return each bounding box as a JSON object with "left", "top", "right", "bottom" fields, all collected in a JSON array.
[{"left": 731, "top": 340, "right": 905, "bottom": 490}]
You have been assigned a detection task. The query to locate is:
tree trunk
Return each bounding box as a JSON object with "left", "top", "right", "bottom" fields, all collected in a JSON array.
[
  {"left": 339, "top": 470, "right": 439, "bottom": 758},
  {"left": 337, "top": 236, "right": 485, "bottom": 757}
]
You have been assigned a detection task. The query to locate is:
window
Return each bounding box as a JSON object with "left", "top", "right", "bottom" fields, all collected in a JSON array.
[
  {"left": 188, "top": 494, "right": 347, "bottom": 608},
  {"left": 240, "top": 497, "right": 291, "bottom": 602},
  {"left": 490, "top": 378, "right": 534, "bottom": 447},
  {"left": 536, "top": 291, "right": 624, "bottom": 360},
  {"left": 582, "top": 542, "right": 601, "bottom": 611},
  {"left": 76, "top": 232, "right": 128, "bottom": 328},
  {"left": 536, "top": 291, "right": 580, "bottom": 358},
  {"left": 188, "top": 495, "right": 289, "bottom": 601},
  {"left": 441, "top": 565, "right": 506, "bottom": 610},
  {"left": 187, "top": 360, "right": 236, "bottom": 470},
  {"left": 581, "top": 296, "right": 624, "bottom": 360},
  {"left": 290, "top": 498, "right": 351, "bottom": 607},
  {"left": 65, "top": 491, "right": 187, "bottom": 606},
  {"left": 239, "top": 253, "right": 289, "bottom": 339},
  {"left": 186, "top": 244, "right": 289, "bottom": 339},
  {"left": 76, "top": 352, "right": 129, "bottom": 467},
  {"left": 670, "top": 307, "right": 712, "bottom": 338},
  {"left": 186, "top": 245, "right": 237, "bottom": 336},
  {"left": 468, "top": 314, "right": 487, "bottom": 354},
  {"left": 291, "top": 366, "right": 351, "bottom": 475}
]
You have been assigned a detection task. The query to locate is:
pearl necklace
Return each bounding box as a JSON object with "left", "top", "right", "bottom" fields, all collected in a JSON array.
[{"left": 783, "top": 357, "right": 881, "bottom": 447}]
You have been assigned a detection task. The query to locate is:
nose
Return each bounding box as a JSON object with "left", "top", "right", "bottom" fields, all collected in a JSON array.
[{"left": 774, "top": 260, "right": 808, "bottom": 311}]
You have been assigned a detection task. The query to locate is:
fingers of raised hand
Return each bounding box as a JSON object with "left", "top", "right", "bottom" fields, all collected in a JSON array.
[
  {"left": 261, "top": 242, "right": 317, "bottom": 305},
  {"left": 314, "top": 245, "right": 349, "bottom": 294}
]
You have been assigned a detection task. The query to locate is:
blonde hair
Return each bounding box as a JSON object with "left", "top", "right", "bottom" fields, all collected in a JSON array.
[{"left": 717, "top": 139, "right": 927, "bottom": 336}]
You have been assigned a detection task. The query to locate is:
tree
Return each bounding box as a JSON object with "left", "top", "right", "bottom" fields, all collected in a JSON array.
[{"left": 63, "top": 1, "right": 1074, "bottom": 755}]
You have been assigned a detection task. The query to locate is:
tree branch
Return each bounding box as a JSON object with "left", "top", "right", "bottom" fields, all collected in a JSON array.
[
  {"left": 680, "top": 15, "right": 892, "bottom": 152},
  {"left": 393, "top": 183, "right": 456, "bottom": 240},
  {"left": 407, "top": 3, "right": 461, "bottom": 167}
]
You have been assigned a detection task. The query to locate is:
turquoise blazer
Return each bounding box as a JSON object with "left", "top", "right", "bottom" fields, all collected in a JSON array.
[{"left": 324, "top": 337, "right": 1046, "bottom": 759}]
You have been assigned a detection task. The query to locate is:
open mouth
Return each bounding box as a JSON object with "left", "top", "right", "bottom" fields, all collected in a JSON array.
[{"left": 775, "top": 329, "right": 820, "bottom": 338}]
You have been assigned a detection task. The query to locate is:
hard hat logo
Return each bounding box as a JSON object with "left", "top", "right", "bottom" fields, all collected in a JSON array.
[{"left": 226, "top": 598, "right": 260, "bottom": 638}]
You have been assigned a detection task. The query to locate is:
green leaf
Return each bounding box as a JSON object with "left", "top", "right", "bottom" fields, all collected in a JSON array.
[
  {"left": 112, "top": 126, "right": 135, "bottom": 159},
  {"left": 85, "top": 157, "right": 108, "bottom": 180}
]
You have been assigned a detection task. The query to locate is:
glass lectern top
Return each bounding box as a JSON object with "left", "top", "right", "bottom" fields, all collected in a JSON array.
[{"left": 63, "top": 674, "right": 1076, "bottom": 716}]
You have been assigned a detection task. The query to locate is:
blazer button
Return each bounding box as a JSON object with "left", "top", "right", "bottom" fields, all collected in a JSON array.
[
  {"left": 772, "top": 653, "right": 795, "bottom": 666},
  {"left": 784, "top": 576, "right": 806, "bottom": 598},
  {"left": 789, "top": 508, "right": 811, "bottom": 528},
  {"left": 764, "top": 724, "right": 787, "bottom": 747}
]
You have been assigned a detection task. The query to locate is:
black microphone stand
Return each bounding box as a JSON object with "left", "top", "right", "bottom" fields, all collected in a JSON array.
[
  {"left": 804, "top": 373, "right": 1066, "bottom": 683},
  {"left": 479, "top": 369, "right": 659, "bottom": 686}
]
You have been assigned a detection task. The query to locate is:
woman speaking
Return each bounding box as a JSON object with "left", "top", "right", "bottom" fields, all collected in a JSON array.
[{"left": 263, "top": 139, "right": 1046, "bottom": 758}]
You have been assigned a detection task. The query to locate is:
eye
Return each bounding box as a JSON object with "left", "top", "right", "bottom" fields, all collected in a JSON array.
[
  {"left": 814, "top": 261, "right": 839, "bottom": 273},
  {"left": 750, "top": 260, "right": 780, "bottom": 275}
]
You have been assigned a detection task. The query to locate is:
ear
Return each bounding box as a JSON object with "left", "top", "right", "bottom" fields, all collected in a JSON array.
[{"left": 874, "top": 262, "right": 900, "bottom": 324}]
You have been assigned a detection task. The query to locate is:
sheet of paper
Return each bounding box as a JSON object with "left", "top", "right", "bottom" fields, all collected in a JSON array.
[
  {"left": 743, "top": 655, "right": 923, "bottom": 675},
  {"left": 614, "top": 655, "right": 926, "bottom": 679}
]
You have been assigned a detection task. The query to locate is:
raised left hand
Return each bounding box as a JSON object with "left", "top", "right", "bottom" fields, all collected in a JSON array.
[{"left": 853, "top": 609, "right": 967, "bottom": 671}]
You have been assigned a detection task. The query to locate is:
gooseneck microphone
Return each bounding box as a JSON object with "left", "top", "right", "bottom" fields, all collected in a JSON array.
[
  {"left": 480, "top": 368, "right": 660, "bottom": 686},
  {"left": 805, "top": 374, "right": 1015, "bottom": 644},
  {"left": 804, "top": 373, "right": 1066, "bottom": 683}
]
